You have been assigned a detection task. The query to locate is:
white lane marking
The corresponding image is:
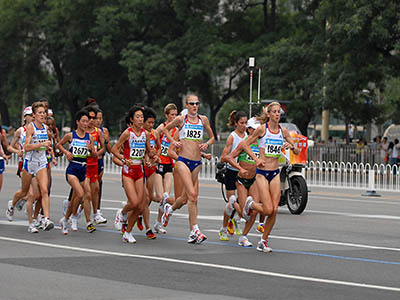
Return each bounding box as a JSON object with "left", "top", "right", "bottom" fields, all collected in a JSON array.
[
  {"left": 307, "top": 210, "right": 400, "bottom": 220},
  {"left": 206, "top": 229, "right": 400, "bottom": 252},
  {"left": 0, "top": 236, "right": 399, "bottom": 292},
  {"left": 309, "top": 196, "right": 400, "bottom": 205},
  {"left": 51, "top": 194, "right": 400, "bottom": 220}
]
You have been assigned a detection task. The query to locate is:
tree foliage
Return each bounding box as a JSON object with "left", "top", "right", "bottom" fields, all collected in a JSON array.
[{"left": 0, "top": 0, "right": 399, "bottom": 137}]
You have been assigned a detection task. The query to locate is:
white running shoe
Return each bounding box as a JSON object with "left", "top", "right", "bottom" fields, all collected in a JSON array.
[
  {"left": 153, "top": 222, "right": 167, "bottom": 234},
  {"left": 37, "top": 215, "right": 45, "bottom": 230},
  {"left": 243, "top": 196, "right": 254, "bottom": 222},
  {"left": 77, "top": 204, "right": 83, "bottom": 220},
  {"left": 161, "top": 203, "right": 172, "bottom": 227},
  {"left": 187, "top": 231, "right": 197, "bottom": 244},
  {"left": 28, "top": 223, "right": 39, "bottom": 234},
  {"left": 123, "top": 231, "right": 136, "bottom": 244},
  {"left": 60, "top": 217, "right": 68, "bottom": 235},
  {"left": 63, "top": 199, "right": 69, "bottom": 216},
  {"left": 114, "top": 209, "right": 123, "bottom": 230},
  {"left": 225, "top": 195, "right": 236, "bottom": 216},
  {"left": 238, "top": 235, "right": 253, "bottom": 247},
  {"left": 162, "top": 192, "right": 169, "bottom": 205},
  {"left": 43, "top": 218, "right": 54, "bottom": 231},
  {"left": 94, "top": 213, "right": 107, "bottom": 225},
  {"left": 6, "top": 200, "right": 14, "bottom": 221},
  {"left": 257, "top": 239, "right": 272, "bottom": 253},
  {"left": 16, "top": 199, "right": 25, "bottom": 211},
  {"left": 70, "top": 216, "right": 78, "bottom": 231}
]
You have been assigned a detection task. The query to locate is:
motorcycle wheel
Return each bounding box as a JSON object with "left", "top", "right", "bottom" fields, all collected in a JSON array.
[{"left": 286, "top": 176, "right": 308, "bottom": 215}]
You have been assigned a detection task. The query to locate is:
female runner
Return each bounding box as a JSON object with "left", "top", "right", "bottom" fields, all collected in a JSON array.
[
  {"left": 242, "top": 102, "right": 299, "bottom": 252},
  {"left": 57, "top": 109, "right": 97, "bottom": 234},
  {"left": 219, "top": 110, "right": 248, "bottom": 240},
  {"left": 8, "top": 102, "right": 56, "bottom": 232},
  {"left": 153, "top": 103, "right": 178, "bottom": 234},
  {"left": 161, "top": 94, "right": 214, "bottom": 243},
  {"left": 224, "top": 117, "right": 261, "bottom": 247},
  {"left": 112, "top": 106, "right": 155, "bottom": 243}
]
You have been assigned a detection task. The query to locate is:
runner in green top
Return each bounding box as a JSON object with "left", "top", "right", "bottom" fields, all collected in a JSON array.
[{"left": 223, "top": 117, "right": 261, "bottom": 247}]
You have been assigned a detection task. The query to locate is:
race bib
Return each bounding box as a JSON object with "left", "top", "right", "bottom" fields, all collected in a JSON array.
[
  {"left": 37, "top": 133, "right": 48, "bottom": 151},
  {"left": 264, "top": 138, "right": 283, "bottom": 157},
  {"left": 130, "top": 141, "right": 145, "bottom": 160},
  {"left": 160, "top": 140, "right": 170, "bottom": 157},
  {"left": 184, "top": 124, "right": 203, "bottom": 141},
  {"left": 71, "top": 140, "right": 89, "bottom": 158}
]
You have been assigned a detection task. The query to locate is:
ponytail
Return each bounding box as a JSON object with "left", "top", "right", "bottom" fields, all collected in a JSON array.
[
  {"left": 256, "top": 102, "right": 280, "bottom": 124},
  {"left": 227, "top": 110, "right": 247, "bottom": 128}
]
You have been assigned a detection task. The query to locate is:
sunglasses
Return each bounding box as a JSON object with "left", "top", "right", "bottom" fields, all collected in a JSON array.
[
  {"left": 188, "top": 102, "right": 200, "bottom": 106},
  {"left": 89, "top": 116, "right": 96, "bottom": 120}
]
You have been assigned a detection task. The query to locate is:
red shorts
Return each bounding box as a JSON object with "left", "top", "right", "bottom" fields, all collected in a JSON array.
[
  {"left": 122, "top": 164, "right": 144, "bottom": 182},
  {"left": 144, "top": 165, "right": 156, "bottom": 178},
  {"left": 86, "top": 164, "right": 99, "bottom": 183}
]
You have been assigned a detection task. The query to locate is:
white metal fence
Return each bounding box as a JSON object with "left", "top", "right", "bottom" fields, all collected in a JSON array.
[{"left": 6, "top": 154, "right": 400, "bottom": 192}]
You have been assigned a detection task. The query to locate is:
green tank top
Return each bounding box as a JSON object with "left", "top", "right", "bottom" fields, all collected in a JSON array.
[{"left": 238, "top": 138, "right": 259, "bottom": 164}]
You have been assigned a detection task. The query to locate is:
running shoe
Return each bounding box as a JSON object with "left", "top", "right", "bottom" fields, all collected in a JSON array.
[
  {"left": 33, "top": 218, "right": 41, "bottom": 229},
  {"left": 97, "top": 210, "right": 107, "bottom": 224},
  {"left": 227, "top": 219, "right": 234, "bottom": 235},
  {"left": 121, "top": 223, "right": 127, "bottom": 235},
  {"left": 238, "top": 235, "right": 253, "bottom": 247},
  {"left": 28, "top": 223, "right": 39, "bottom": 234},
  {"left": 94, "top": 213, "right": 107, "bottom": 225},
  {"left": 146, "top": 229, "right": 157, "bottom": 240},
  {"left": 225, "top": 195, "right": 236, "bottom": 216},
  {"left": 153, "top": 222, "right": 167, "bottom": 234},
  {"left": 6, "top": 200, "right": 14, "bottom": 221},
  {"left": 114, "top": 209, "right": 123, "bottom": 230},
  {"left": 257, "top": 239, "right": 272, "bottom": 253},
  {"left": 123, "top": 231, "right": 136, "bottom": 243},
  {"left": 243, "top": 196, "right": 254, "bottom": 222},
  {"left": 137, "top": 215, "right": 144, "bottom": 231},
  {"left": 77, "top": 204, "right": 83, "bottom": 220},
  {"left": 161, "top": 203, "right": 172, "bottom": 227},
  {"left": 16, "top": 199, "right": 25, "bottom": 211},
  {"left": 219, "top": 228, "right": 229, "bottom": 241},
  {"left": 59, "top": 217, "right": 68, "bottom": 235},
  {"left": 195, "top": 229, "right": 207, "bottom": 244},
  {"left": 43, "top": 218, "right": 54, "bottom": 231},
  {"left": 86, "top": 222, "right": 96, "bottom": 233},
  {"left": 256, "top": 223, "right": 265, "bottom": 234},
  {"left": 187, "top": 231, "right": 197, "bottom": 244},
  {"left": 63, "top": 199, "right": 69, "bottom": 216},
  {"left": 70, "top": 216, "right": 78, "bottom": 231},
  {"left": 232, "top": 218, "right": 242, "bottom": 236},
  {"left": 162, "top": 192, "right": 169, "bottom": 206}
]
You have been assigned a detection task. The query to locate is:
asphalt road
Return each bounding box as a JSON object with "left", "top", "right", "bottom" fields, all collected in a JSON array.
[{"left": 1, "top": 168, "right": 400, "bottom": 300}]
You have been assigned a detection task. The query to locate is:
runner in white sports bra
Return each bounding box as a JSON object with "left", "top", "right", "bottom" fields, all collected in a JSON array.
[
  {"left": 241, "top": 102, "right": 299, "bottom": 253},
  {"left": 160, "top": 94, "right": 215, "bottom": 244}
]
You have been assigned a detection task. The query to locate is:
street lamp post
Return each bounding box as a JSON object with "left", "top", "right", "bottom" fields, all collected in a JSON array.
[{"left": 249, "top": 57, "right": 255, "bottom": 118}]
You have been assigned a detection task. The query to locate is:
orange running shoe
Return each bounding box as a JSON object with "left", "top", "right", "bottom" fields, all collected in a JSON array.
[
  {"left": 137, "top": 215, "right": 144, "bottom": 231},
  {"left": 227, "top": 219, "right": 234, "bottom": 235}
]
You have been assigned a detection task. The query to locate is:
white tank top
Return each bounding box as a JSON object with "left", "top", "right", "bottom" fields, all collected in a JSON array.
[
  {"left": 25, "top": 123, "right": 49, "bottom": 163},
  {"left": 259, "top": 123, "right": 284, "bottom": 158},
  {"left": 17, "top": 126, "right": 27, "bottom": 160},
  {"left": 179, "top": 115, "right": 203, "bottom": 142},
  {"left": 227, "top": 131, "right": 247, "bottom": 171},
  {"left": 125, "top": 128, "right": 146, "bottom": 165}
]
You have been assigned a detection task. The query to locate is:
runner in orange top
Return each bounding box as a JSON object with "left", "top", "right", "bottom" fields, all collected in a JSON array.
[{"left": 85, "top": 106, "right": 105, "bottom": 230}]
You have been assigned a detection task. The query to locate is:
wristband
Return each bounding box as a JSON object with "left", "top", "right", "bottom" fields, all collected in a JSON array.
[{"left": 121, "top": 158, "right": 126, "bottom": 165}]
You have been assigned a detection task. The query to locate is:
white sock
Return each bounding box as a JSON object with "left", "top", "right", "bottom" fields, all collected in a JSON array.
[{"left": 192, "top": 224, "right": 199, "bottom": 231}]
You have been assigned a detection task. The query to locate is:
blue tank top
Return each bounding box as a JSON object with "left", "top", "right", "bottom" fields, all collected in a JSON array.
[{"left": 69, "top": 131, "right": 90, "bottom": 163}]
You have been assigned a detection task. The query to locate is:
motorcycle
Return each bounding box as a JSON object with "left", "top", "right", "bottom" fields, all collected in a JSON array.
[{"left": 278, "top": 148, "right": 308, "bottom": 214}]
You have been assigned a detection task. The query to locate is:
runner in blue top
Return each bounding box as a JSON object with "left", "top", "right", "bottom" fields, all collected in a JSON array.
[{"left": 57, "top": 109, "right": 97, "bottom": 234}]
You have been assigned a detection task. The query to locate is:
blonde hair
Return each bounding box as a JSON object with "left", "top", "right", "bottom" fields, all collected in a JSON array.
[
  {"left": 164, "top": 103, "right": 177, "bottom": 115},
  {"left": 31, "top": 101, "right": 46, "bottom": 114},
  {"left": 185, "top": 93, "right": 198, "bottom": 103},
  {"left": 256, "top": 101, "right": 281, "bottom": 124}
]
